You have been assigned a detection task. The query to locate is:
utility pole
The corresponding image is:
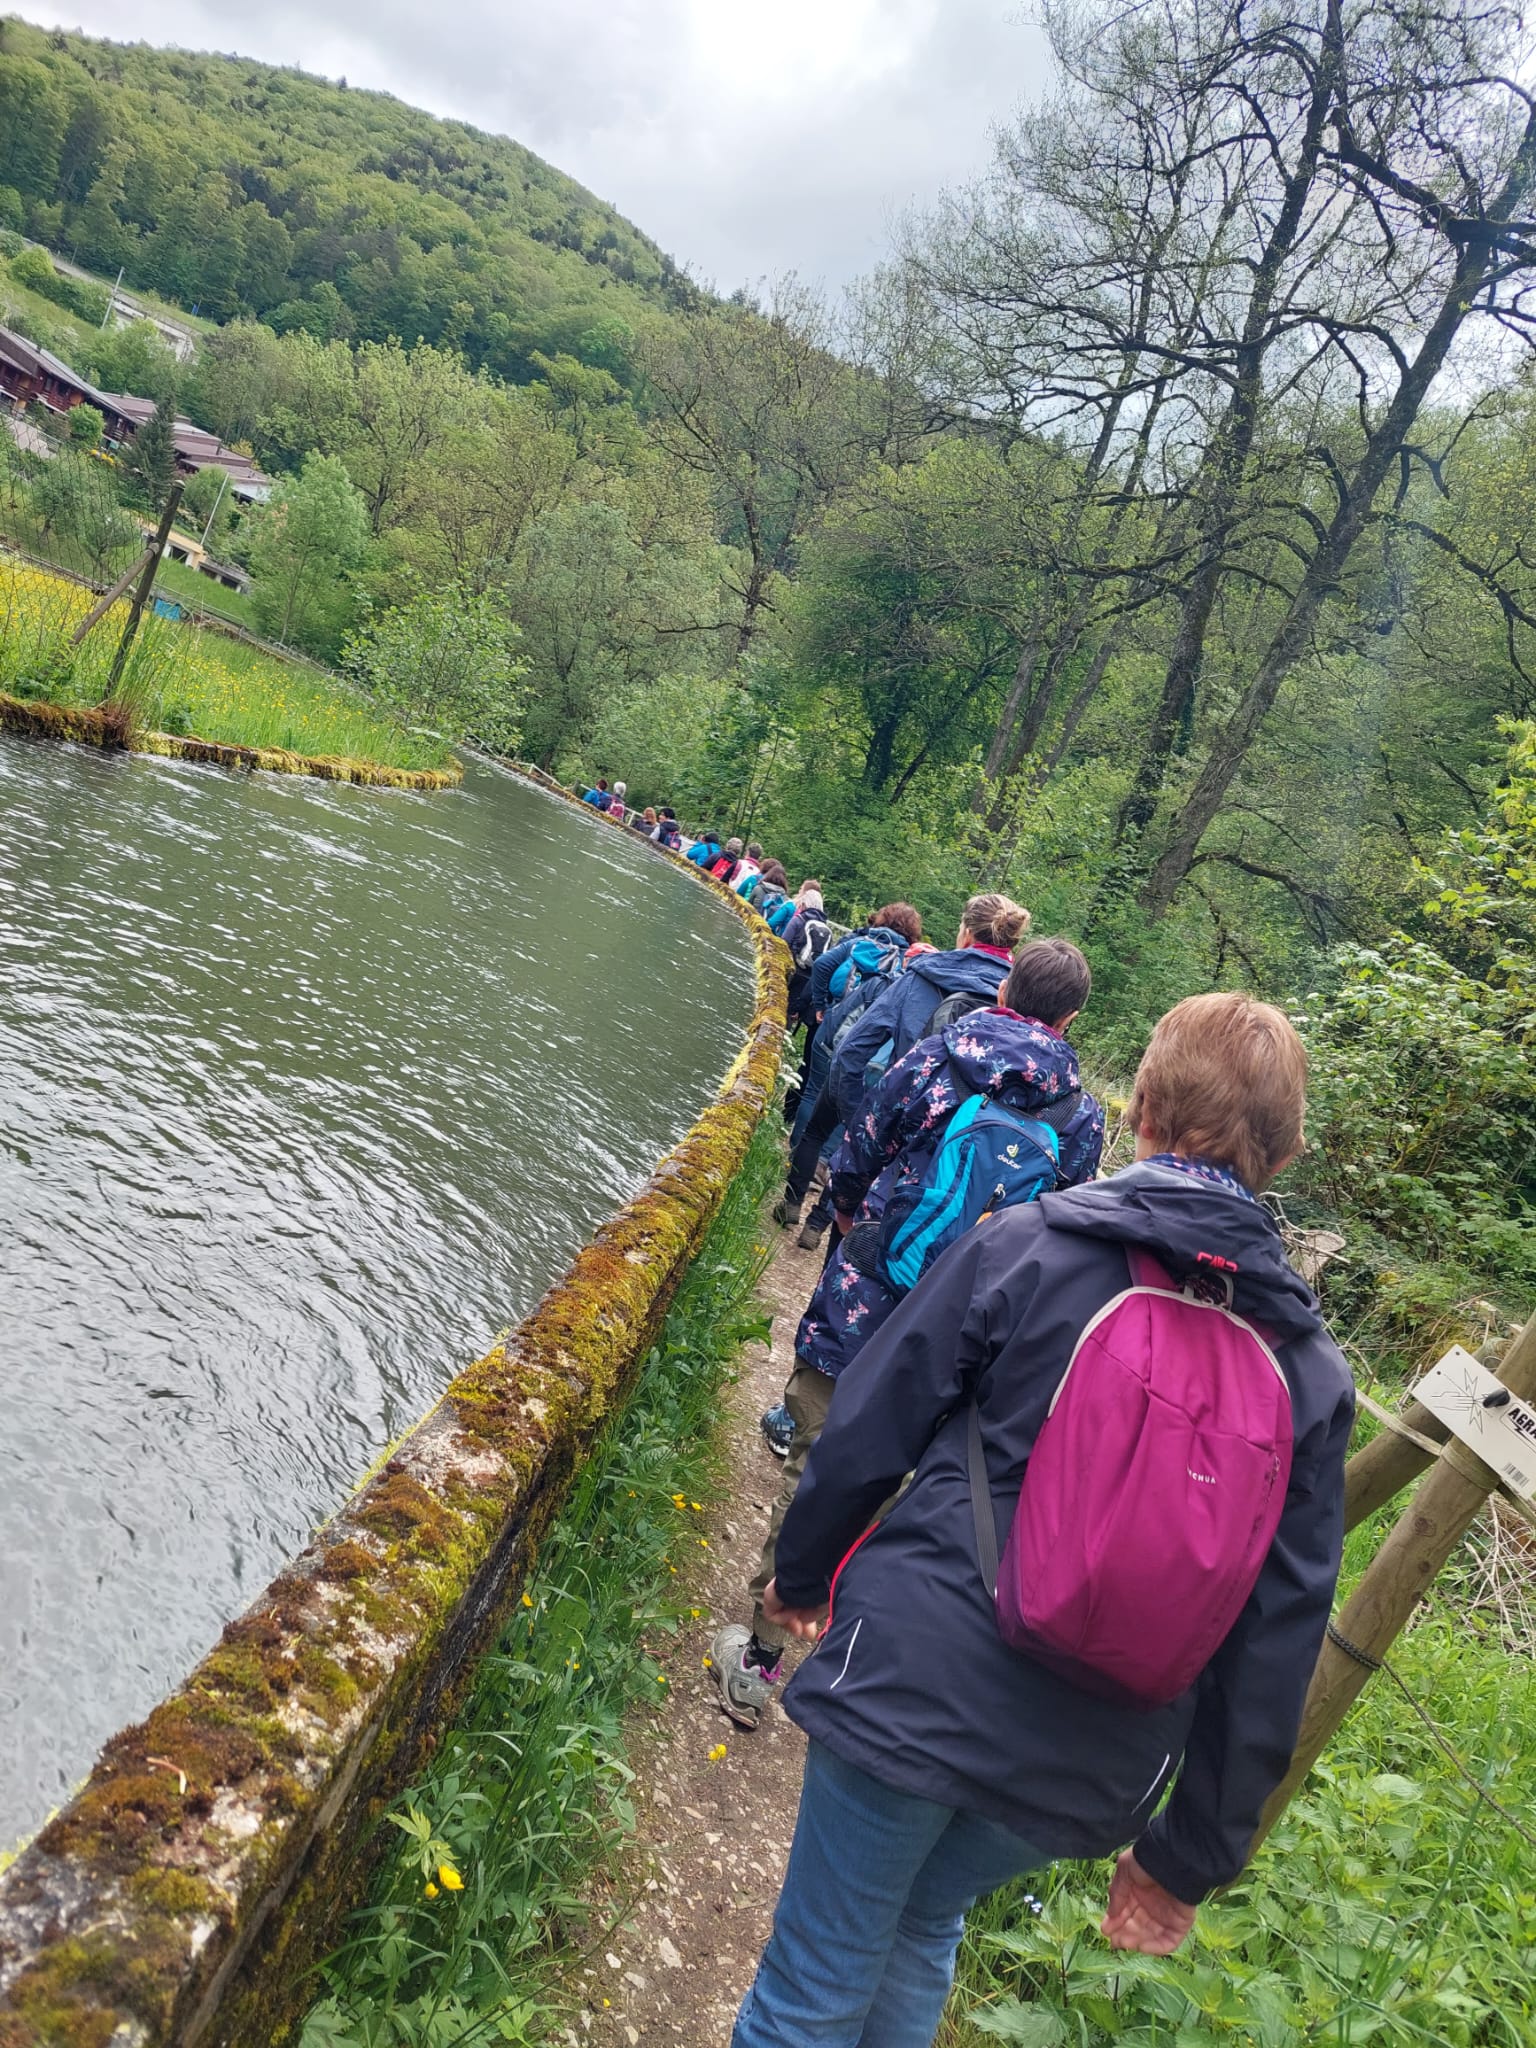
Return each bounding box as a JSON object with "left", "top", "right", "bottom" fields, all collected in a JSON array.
[
  {"left": 198, "top": 467, "right": 229, "bottom": 552},
  {"left": 102, "top": 267, "right": 124, "bottom": 331}
]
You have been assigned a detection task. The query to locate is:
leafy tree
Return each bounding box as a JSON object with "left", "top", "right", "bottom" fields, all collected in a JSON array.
[
  {"left": 246, "top": 452, "right": 371, "bottom": 654},
  {"left": 124, "top": 402, "right": 178, "bottom": 514},
  {"left": 67, "top": 401, "right": 102, "bottom": 448},
  {"left": 343, "top": 583, "right": 528, "bottom": 753},
  {"left": 79, "top": 320, "right": 180, "bottom": 406}
]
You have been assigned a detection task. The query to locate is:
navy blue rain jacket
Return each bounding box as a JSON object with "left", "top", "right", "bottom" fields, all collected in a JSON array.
[
  {"left": 774, "top": 1163, "right": 1354, "bottom": 1904},
  {"left": 810, "top": 926, "right": 910, "bottom": 1018},
  {"left": 828, "top": 946, "right": 1011, "bottom": 1122}
]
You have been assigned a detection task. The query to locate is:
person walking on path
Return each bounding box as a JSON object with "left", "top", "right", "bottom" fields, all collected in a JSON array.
[
  {"left": 732, "top": 993, "right": 1354, "bottom": 2048},
  {"left": 718, "top": 941, "right": 1105, "bottom": 1731},
  {"left": 826, "top": 892, "right": 1030, "bottom": 1126}
]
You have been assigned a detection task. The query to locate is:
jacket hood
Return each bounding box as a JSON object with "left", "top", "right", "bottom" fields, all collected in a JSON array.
[
  {"left": 941, "top": 1007, "right": 1080, "bottom": 1107},
  {"left": 909, "top": 948, "right": 1011, "bottom": 1001},
  {"left": 1040, "top": 1162, "right": 1321, "bottom": 1343}
]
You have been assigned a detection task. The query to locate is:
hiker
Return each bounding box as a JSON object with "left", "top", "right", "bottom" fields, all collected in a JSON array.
[
  {"left": 709, "top": 836, "right": 746, "bottom": 883},
  {"left": 654, "top": 810, "right": 684, "bottom": 852},
  {"left": 688, "top": 827, "right": 724, "bottom": 869},
  {"left": 606, "top": 780, "right": 628, "bottom": 818},
  {"left": 731, "top": 993, "right": 1354, "bottom": 2048},
  {"left": 581, "top": 777, "right": 610, "bottom": 807},
  {"left": 732, "top": 843, "right": 766, "bottom": 896},
  {"left": 777, "top": 921, "right": 915, "bottom": 1240},
  {"left": 827, "top": 892, "right": 1030, "bottom": 1125},
  {"left": 633, "top": 805, "right": 659, "bottom": 836},
  {"left": 781, "top": 884, "right": 831, "bottom": 1033},
  {"left": 810, "top": 904, "right": 923, "bottom": 1023},
  {"left": 719, "top": 941, "right": 1104, "bottom": 1730}
]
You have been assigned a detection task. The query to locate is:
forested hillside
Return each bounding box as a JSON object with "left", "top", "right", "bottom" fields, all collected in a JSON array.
[{"left": 0, "top": 15, "right": 696, "bottom": 378}]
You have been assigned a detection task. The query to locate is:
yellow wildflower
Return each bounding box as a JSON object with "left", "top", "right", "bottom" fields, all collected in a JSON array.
[
  {"left": 438, "top": 1864, "right": 464, "bottom": 1892},
  {"left": 708, "top": 1744, "right": 728, "bottom": 1762},
  {"left": 424, "top": 1881, "right": 439, "bottom": 1898}
]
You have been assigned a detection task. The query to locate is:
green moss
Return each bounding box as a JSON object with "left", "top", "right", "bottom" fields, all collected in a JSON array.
[
  {"left": 128, "top": 1866, "right": 225, "bottom": 1918},
  {"left": 354, "top": 1469, "right": 460, "bottom": 1552}
]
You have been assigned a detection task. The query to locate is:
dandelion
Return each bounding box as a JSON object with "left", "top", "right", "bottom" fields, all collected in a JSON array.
[
  {"left": 708, "top": 1744, "right": 728, "bottom": 1763},
  {"left": 438, "top": 1863, "right": 464, "bottom": 1892}
]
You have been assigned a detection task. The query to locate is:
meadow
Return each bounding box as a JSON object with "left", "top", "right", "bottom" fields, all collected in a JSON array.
[{"left": 0, "top": 551, "right": 453, "bottom": 772}]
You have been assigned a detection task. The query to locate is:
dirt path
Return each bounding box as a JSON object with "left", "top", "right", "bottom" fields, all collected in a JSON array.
[{"left": 571, "top": 1215, "right": 826, "bottom": 2048}]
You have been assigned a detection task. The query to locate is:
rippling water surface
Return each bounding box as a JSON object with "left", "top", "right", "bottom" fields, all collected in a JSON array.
[{"left": 0, "top": 740, "right": 752, "bottom": 1845}]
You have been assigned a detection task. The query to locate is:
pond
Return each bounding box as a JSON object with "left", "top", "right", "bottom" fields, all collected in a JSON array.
[{"left": 0, "top": 741, "right": 753, "bottom": 1848}]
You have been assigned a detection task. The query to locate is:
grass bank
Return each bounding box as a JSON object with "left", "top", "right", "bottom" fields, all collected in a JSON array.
[
  {"left": 301, "top": 1115, "right": 782, "bottom": 2048},
  {"left": 0, "top": 551, "right": 454, "bottom": 775},
  {"left": 943, "top": 1507, "right": 1536, "bottom": 2048}
]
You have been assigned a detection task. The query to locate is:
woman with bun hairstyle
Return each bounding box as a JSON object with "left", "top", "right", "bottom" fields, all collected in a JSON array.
[{"left": 827, "top": 893, "right": 1032, "bottom": 1127}]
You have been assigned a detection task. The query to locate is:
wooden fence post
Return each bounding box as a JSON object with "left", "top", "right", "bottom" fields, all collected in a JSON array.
[
  {"left": 103, "top": 481, "right": 182, "bottom": 701},
  {"left": 1252, "top": 1315, "right": 1536, "bottom": 1850}
]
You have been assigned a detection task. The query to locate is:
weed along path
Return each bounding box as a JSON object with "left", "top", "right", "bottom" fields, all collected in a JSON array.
[{"left": 571, "top": 1222, "right": 825, "bottom": 2048}]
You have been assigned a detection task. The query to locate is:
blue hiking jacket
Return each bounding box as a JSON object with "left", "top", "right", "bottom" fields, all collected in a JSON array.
[
  {"left": 810, "top": 926, "right": 910, "bottom": 1018},
  {"left": 828, "top": 947, "right": 1011, "bottom": 1122},
  {"left": 774, "top": 1164, "right": 1355, "bottom": 1905}
]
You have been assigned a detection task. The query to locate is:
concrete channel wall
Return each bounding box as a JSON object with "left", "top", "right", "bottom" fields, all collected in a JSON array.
[{"left": 0, "top": 780, "right": 787, "bottom": 2048}]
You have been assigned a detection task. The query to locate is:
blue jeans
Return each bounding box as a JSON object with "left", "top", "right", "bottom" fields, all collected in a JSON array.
[{"left": 732, "top": 1741, "right": 1044, "bottom": 2048}]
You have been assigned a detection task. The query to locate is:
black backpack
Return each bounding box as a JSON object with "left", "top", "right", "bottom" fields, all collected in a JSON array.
[{"left": 927, "top": 990, "right": 990, "bottom": 1037}]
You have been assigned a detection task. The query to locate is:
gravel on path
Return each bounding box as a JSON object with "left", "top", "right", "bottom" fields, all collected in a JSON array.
[{"left": 570, "top": 1214, "right": 829, "bottom": 2048}]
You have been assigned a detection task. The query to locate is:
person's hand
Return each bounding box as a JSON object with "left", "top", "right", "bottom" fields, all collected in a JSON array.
[
  {"left": 1101, "top": 1850, "right": 1198, "bottom": 1955},
  {"left": 761, "top": 1578, "right": 825, "bottom": 1641},
  {"left": 835, "top": 1209, "right": 854, "bottom": 1236}
]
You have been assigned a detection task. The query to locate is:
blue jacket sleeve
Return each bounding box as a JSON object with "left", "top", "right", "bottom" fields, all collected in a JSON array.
[
  {"left": 828, "top": 977, "right": 907, "bottom": 1123},
  {"left": 1133, "top": 1369, "right": 1354, "bottom": 1902},
  {"left": 772, "top": 1228, "right": 1001, "bottom": 1608},
  {"left": 811, "top": 934, "right": 857, "bottom": 1017}
]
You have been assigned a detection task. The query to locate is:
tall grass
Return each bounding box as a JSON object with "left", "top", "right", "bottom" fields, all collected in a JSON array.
[
  {"left": 943, "top": 1509, "right": 1536, "bottom": 2048},
  {"left": 301, "top": 1117, "right": 782, "bottom": 2048},
  {"left": 0, "top": 550, "right": 451, "bottom": 770}
]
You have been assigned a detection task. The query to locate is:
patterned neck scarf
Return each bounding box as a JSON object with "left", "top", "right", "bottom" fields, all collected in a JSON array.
[{"left": 1145, "top": 1152, "right": 1257, "bottom": 1204}]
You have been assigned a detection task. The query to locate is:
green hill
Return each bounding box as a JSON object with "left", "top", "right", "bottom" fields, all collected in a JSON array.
[{"left": 0, "top": 15, "right": 701, "bottom": 381}]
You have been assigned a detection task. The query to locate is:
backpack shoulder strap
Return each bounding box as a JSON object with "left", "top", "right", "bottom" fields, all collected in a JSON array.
[
  {"left": 1032, "top": 1087, "right": 1083, "bottom": 1135},
  {"left": 967, "top": 1402, "right": 999, "bottom": 1599}
]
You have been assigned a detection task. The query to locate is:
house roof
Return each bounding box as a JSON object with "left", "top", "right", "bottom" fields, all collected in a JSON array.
[{"left": 95, "top": 393, "right": 273, "bottom": 494}]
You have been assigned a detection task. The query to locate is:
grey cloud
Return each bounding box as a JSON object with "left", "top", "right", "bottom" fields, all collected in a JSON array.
[{"left": 21, "top": 0, "right": 1048, "bottom": 287}]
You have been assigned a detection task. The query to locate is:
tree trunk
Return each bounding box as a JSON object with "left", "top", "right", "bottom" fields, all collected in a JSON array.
[{"left": 1140, "top": 142, "right": 1535, "bottom": 918}]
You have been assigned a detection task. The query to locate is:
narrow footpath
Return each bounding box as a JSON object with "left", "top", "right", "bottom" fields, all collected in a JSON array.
[{"left": 572, "top": 1218, "right": 826, "bottom": 2048}]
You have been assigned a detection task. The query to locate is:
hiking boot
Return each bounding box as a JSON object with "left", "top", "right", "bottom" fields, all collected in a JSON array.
[
  {"left": 760, "top": 1403, "right": 794, "bottom": 1458},
  {"left": 773, "top": 1196, "right": 803, "bottom": 1228},
  {"left": 797, "top": 1213, "right": 828, "bottom": 1250},
  {"left": 710, "top": 1623, "right": 782, "bottom": 1730}
]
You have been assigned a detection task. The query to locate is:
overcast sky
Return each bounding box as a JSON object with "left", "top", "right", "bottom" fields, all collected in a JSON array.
[{"left": 20, "top": 1, "right": 1050, "bottom": 289}]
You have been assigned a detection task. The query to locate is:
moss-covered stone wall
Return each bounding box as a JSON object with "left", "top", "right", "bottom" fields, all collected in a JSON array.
[
  {"left": 0, "top": 780, "right": 787, "bottom": 2048},
  {"left": 0, "top": 691, "right": 463, "bottom": 791}
]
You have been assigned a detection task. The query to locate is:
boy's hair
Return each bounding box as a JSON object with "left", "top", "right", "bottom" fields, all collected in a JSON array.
[
  {"left": 961, "top": 892, "right": 1032, "bottom": 952},
  {"left": 1128, "top": 992, "right": 1307, "bottom": 1193},
  {"left": 746, "top": 842, "right": 763, "bottom": 860},
  {"left": 1002, "top": 938, "right": 1091, "bottom": 1026},
  {"left": 874, "top": 901, "right": 923, "bottom": 944}
]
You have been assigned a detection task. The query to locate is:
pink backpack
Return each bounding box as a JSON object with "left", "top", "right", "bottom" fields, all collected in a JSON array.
[{"left": 969, "top": 1251, "right": 1293, "bottom": 1707}]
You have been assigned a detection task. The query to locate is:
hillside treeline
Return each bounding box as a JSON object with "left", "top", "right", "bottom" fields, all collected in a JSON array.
[
  {"left": 0, "top": 15, "right": 694, "bottom": 378},
  {"left": 4, "top": 0, "right": 1533, "bottom": 1312}
]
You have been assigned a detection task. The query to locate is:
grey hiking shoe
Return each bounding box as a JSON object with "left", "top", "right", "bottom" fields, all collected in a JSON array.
[
  {"left": 797, "top": 1214, "right": 828, "bottom": 1250},
  {"left": 773, "top": 1196, "right": 803, "bottom": 1227},
  {"left": 710, "top": 1623, "right": 781, "bottom": 1730}
]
